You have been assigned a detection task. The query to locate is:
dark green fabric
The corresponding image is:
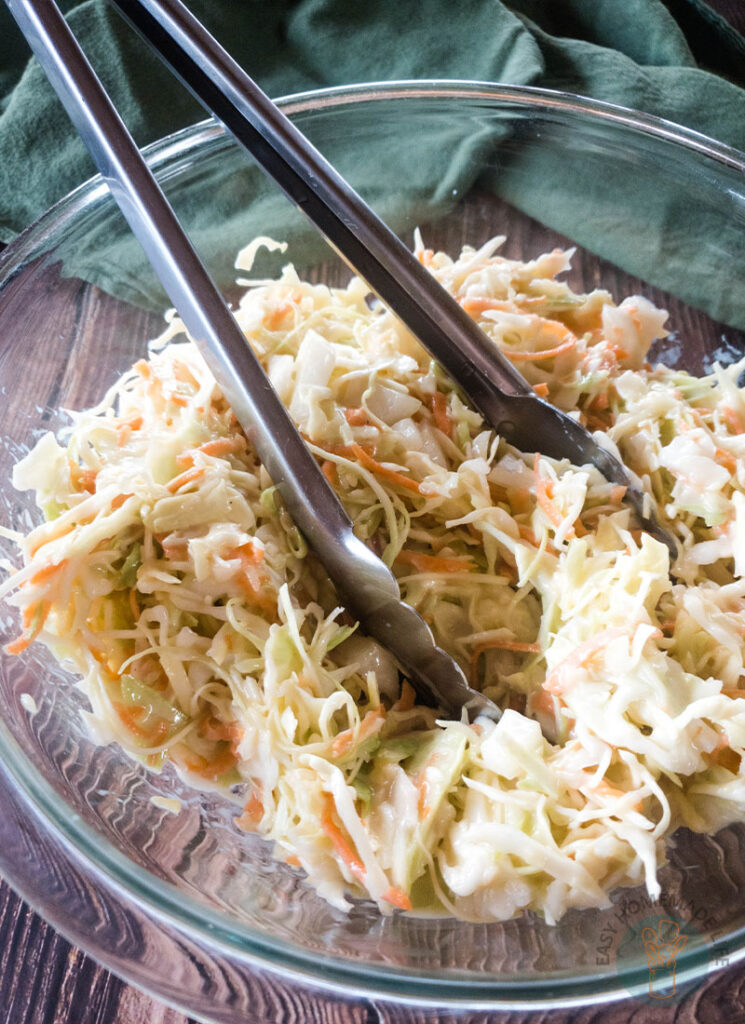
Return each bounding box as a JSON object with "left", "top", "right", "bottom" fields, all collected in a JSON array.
[
  {"left": 1, "top": 0, "right": 744, "bottom": 326},
  {"left": 1, "top": 0, "right": 744, "bottom": 241}
]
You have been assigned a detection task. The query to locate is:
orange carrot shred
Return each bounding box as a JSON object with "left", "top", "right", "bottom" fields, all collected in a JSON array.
[
  {"left": 321, "top": 460, "right": 337, "bottom": 486},
  {"left": 722, "top": 406, "right": 744, "bottom": 434},
  {"left": 533, "top": 453, "right": 564, "bottom": 529},
  {"left": 27, "top": 559, "right": 68, "bottom": 588},
  {"left": 331, "top": 709, "right": 385, "bottom": 759},
  {"left": 320, "top": 793, "right": 366, "bottom": 882},
  {"left": 263, "top": 303, "right": 293, "bottom": 330},
  {"left": 198, "top": 437, "right": 244, "bottom": 457},
  {"left": 393, "top": 680, "right": 416, "bottom": 712},
  {"left": 508, "top": 337, "right": 577, "bottom": 362},
  {"left": 532, "top": 382, "right": 550, "bottom": 398},
  {"left": 235, "top": 789, "right": 264, "bottom": 831},
  {"left": 4, "top": 602, "right": 50, "bottom": 655},
  {"left": 395, "top": 550, "right": 475, "bottom": 574},
  {"left": 167, "top": 467, "right": 205, "bottom": 493},
  {"left": 345, "top": 443, "right": 421, "bottom": 495},
  {"left": 544, "top": 628, "right": 629, "bottom": 696},
  {"left": 460, "top": 297, "right": 514, "bottom": 315},
  {"left": 382, "top": 886, "right": 412, "bottom": 911},
  {"left": 344, "top": 408, "right": 369, "bottom": 426},
  {"left": 430, "top": 392, "right": 453, "bottom": 438}
]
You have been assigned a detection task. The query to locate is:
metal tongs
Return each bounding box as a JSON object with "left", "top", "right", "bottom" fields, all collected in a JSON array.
[{"left": 8, "top": 0, "right": 676, "bottom": 722}]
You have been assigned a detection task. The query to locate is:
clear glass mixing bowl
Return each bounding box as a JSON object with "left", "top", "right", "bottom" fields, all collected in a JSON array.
[{"left": 1, "top": 82, "right": 745, "bottom": 1012}]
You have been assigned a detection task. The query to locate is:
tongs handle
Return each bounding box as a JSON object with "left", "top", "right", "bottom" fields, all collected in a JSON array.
[
  {"left": 103, "top": 0, "right": 678, "bottom": 559},
  {"left": 7, "top": 0, "right": 498, "bottom": 720},
  {"left": 110, "top": 0, "right": 533, "bottom": 415},
  {"left": 5, "top": 0, "right": 352, "bottom": 562}
]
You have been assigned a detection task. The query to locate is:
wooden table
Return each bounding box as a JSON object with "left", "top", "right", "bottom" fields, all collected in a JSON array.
[{"left": 2, "top": 2, "right": 745, "bottom": 1020}]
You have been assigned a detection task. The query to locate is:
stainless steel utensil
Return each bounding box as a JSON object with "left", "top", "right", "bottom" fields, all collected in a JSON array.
[
  {"left": 108, "top": 0, "right": 676, "bottom": 561},
  {"left": 6, "top": 0, "right": 676, "bottom": 724},
  {"left": 7, "top": 0, "right": 500, "bottom": 720}
]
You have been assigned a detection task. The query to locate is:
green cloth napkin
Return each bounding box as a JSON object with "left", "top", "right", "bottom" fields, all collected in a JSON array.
[{"left": 1, "top": 0, "right": 745, "bottom": 326}]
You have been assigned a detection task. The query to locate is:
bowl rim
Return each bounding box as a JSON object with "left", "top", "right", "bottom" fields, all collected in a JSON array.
[{"left": 1, "top": 79, "right": 744, "bottom": 1008}]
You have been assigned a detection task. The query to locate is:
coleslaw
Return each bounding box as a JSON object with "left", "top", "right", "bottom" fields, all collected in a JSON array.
[{"left": 2, "top": 232, "right": 745, "bottom": 923}]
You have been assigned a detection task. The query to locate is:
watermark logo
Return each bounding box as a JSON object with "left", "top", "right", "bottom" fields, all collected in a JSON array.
[
  {"left": 640, "top": 918, "right": 688, "bottom": 999},
  {"left": 594, "top": 891, "right": 727, "bottom": 1004}
]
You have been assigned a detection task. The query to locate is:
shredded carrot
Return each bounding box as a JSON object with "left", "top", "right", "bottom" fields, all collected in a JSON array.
[
  {"left": 417, "top": 764, "right": 435, "bottom": 818},
  {"left": 533, "top": 453, "right": 567, "bottom": 531},
  {"left": 165, "top": 390, "right": 189, "bottom": 407},
  {"left": 532, "top": 382, "right": 550, "bottom": 398},
  {"left": 236, "top": 788, "right": 264, "bottom": 831},
  {"left": 26, "top": 559, "right": 68, "bottom": 588},
  {"left": 528, "top": 688, "right": 558, "bottom": 717},
  {"left": 722, "top": 406, "right": 744, "bottom": 434},
  {"left": 581, "top": 776, "right": 643, "bottom": 813},
  {"left": 171, "top": 360, "right": 197, "bottom": 385},
  {"left": 133, "top": 359, "right": 151, "bottom": 378},
  {"left": 430, "top": 392, "right": 452, "bottom": 438},
  {"left": 344, "top": 407, "right": 369, "bottom": 426},
  {"left": 395, "top": 549, "right": 475, "bottom": 574},
  {"left": 236, "top": 540, "right": 265, "bottom": 565},
  {"left": 262, "top": 303, "right": 293, "bottom": 330},
  {"left": 201, "top": 716, "right": 243, "bottom": 745},
  {"left": 320, "top": 793, "right": 366, "bottom": 882},
  {"left": 321, "top": 459, "right": 337, "bottom": 486},
  {"left": 344, "top": 443, "right": 422, "bottom": 495},
  {"left": 417, "top": 248, "right": 434, "bottom": 266},
  {"left": 544, "top": 628, "right": 629, "bottom": 696},
  {"left": 111, "top": 493, "right": 133, "bottom": 510},
  {"left": 167, "top": 467, "right": 205, "bottom": 493},
  {"left": 116, "top": 414, "right": 143, "bottom": 447},
  {"left": 518, "top": 524, "right": 540, "bottom": 546},
  {"left": 285, "top": 854, "right": 301, "bottom": 867},
  {"left": 175, "top": 452, "right": 195, "bottom": 469},
  {"left": 4, "top": 601, "right": 50, "bottom": 655},
  {"left": 128, "top": 587, "right": 139, "bottom": 622},
  {"left": 517, "top": 523, "right": 559, "bottom": 555},
  {"left": 113, "top": 702, "right": 149, "bottom": 736},
  {"left": 382, "top": 886, "right": 412, "bottom": 911},
  {"left": 114, "top": 703, "right": 169, "bottom": 746},
  {"left": 392, "top": 680, "right": 416, "bottom": 713},
  {"left": 198, "top": 436, "right": 244, "bottom": 457},
  {"left": 610, "top": 485, "right": 627, "bottom": 504},
  {"left": 460, "top": 297, "right": 515, "bottom": 315},
  {"left": 591, "top": 392, "right": 609, "bottom": 412},
  {"left": 69, "top": 459, "right": 99, "bottom": 491},
  {"left": 508, "top": 336, "right": 577, "bottom": 363},
  {"left": 715, "top": 447, "right": 738, "bottom": 473},
  {"left": 331, "top": 708, "right": 385, "bottom": 759},
  {"left": 227, "top": 541, "right": 273, "bottom": 612}
]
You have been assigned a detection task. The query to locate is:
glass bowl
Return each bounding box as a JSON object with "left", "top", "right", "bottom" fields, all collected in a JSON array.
[{"left": 1, "top": 81, "right": 745, "bottom": 1015}]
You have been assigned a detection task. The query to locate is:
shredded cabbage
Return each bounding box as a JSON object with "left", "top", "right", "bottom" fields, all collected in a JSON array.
[{"left": 3, "top": 233, "right": 745, "bottom": 922}]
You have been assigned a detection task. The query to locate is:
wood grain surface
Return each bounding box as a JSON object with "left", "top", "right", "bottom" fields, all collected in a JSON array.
[{"left": 1, "top": 2, "right": 745, "bottom": 1021}]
